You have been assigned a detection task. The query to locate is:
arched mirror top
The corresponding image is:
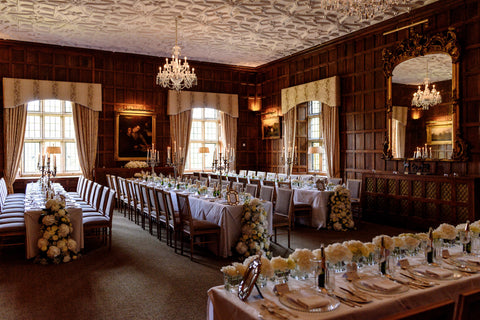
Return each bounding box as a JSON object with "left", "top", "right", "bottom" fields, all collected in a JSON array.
[{"left": 382, "top": 28, "right": 468, "bottom": 161}]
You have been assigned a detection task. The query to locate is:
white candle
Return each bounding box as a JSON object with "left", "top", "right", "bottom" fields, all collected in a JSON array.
[
  {"left": 156, "top": 150, "right": 159, "bottom": 162},
  {"left": 147, "top": 149, "right": 150, "bottom": 161}
]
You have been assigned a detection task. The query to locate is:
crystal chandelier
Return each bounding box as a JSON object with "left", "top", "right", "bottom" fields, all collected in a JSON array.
[
  {"left": 156, "top": 18, "right": 197, "bottom": 91},
  {"left": 320, "top": 0, "right": 406, "bottom": 19},
  {"left": 411, "top": 61, "right": 442, "bottom": 110}
]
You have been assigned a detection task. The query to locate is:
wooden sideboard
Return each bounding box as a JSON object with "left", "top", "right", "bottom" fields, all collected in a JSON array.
[
  {"left": 361, "top": 173, "right": 479, "bottom": 230},
  {"left": 93, "top": 167, "right": 174, "bottom": 186}
]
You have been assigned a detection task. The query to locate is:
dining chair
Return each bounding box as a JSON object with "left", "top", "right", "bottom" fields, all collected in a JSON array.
[
  {"left": 277, "top": 181, "right": 292, "bottom": 189},
  {"left": 67, "top": 176, "right": 85, "bottom": 199},
  {"left": 0, "top": 221, "right": 25, "bottom": 248},
  {"left": 221, "top": 180, "right": 231, "bottom": 190},
  {"left": 247, "top": 170, "right": 256, "bottom": 178},
  {"left": 272, "top": 187, "right": 294, "bottom": 248},
  {"left": 119, "top": 178, "right": 132, "bottom": 219},
  {"left": 209, "top": 179, "right": 219, "bottom": 188},
  {"left": 256, "top": 171, "right": 266, "bottom": 179},
  {"left": 238, "top": 170, "right": 247, "bottom": 176},
  {"left": 277, "top": 173, "right": 288, "bottom": 181},
  {"left": 149, "top": 186, "right": 167, "bottom": 241},
  {"left": 453, "top": 288, "right": 480, "bottom": 320},
  {"left": 328, "top": 177, "right": 342, "bottom": 185},
  {"left": 81, "top": 184, "right": 104, "bottom": 213},
  {"left": 346, "top": 179, "right": 362, "bottom": 221},
  {"left": 140, "top": 183, "right": 154, "bottom": 234},
  {"left": 161, "top": 189, "right": 181, "bottom": 251},
  {"left": 176, "top": 193, "right": 221, "bottom": 260},
  {"left": 111, "top": 175, "right": 122, "bottom": 210},
  {"left": 381, "top": 299, "right": 455, "bottom": 320},
  {"left": 262, "top": 180, "right": 276, "bottom": 187},
  {"left": 259, "top": 185, "right": 274, "bottom": 202},
  {"left": 227, "top": 175, "right": 238, "bottom": 183},
  {"left": 245, "top": 184, "right": 258, "bottom": 198},
  {"left": 132, "top": 181, "right": 144, "bottom": 226},
  {"left": 232, "top": 182, "right": 243, "bottom": 192},
  {"left": 266, "top": 172, "right": 276, "bottom": 181},
  {"left": 83, "top": 189, "right": 116, "bottom": 249},
  {"left": 237, "top": 177, "right": 248, "bottom": 188}
]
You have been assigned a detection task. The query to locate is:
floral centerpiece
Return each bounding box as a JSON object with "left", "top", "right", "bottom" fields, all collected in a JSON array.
[
  {"left": 433, "top": 223, "right": 457, "bottom": 240},
  {"left": 328, "top": 185, "right": 355, "bottom": 231},
  {"left": 124, "top": 161, "right": 148, "bottom": 169},
  {"left": 235, "top": 198, "right": 271, "bottom": 259},
  {"left": 220, "top": 262, "right": 247, "bottom": 292},
  {"left": 36, "top": 198, "right": 79, "bottom": 264},
  {"left": 343, "top": 240, "right": 369, "bottom": 262},
  {"left": 289, "top": 248, "right": 314, "bottom": 279}
]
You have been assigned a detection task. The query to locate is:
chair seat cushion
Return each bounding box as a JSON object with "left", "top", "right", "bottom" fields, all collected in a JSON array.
[
  {"left": 6, "top": 193, "right": 25, "bottom": 199},
  {"left": 83, "top": 211, "right": 104, "bottom": 218},
  {"left": 80, "top": 206, "right": 96, "bottom": 212},
  {"left": 83, "top": 215, "right": 109, "bottom": 225},
  {"left": 0, "top": 221, "right": 26, "bottom": 233},
  {"left": 0, "top": 217, "right": 25, "bottom": 224},
  {"left": 1, "top": 208, "right": 25, "bottom": 214},
  {"left": 0, "top": 212, "right": 25, "bottom": 218}
]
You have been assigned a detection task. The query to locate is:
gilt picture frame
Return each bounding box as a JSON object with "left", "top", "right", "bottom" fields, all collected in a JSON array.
[
  {"left": 261, "top": 116, "right": 281, "bottom": 140},
  {"left": 115, "top": 111, "right": 156, "bottom": 161},
  {"left": 426, "top": 121, "right": 453, "bottom": 145}
]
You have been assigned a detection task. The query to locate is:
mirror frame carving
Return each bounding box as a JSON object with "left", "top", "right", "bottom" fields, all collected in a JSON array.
[{"left": 382, "top": 28, "right": 468, "bottom": 161}]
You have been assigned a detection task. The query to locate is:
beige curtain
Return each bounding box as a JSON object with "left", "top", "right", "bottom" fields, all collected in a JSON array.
[
  {"left": 169, "top": 110, "right": 192, "bottom": 176},
  {"left": 72, "top": 104, "right": 99, "bottom": 180},
  {"left": 392, "top": 106, "right": 408, "bottom": 158},
  {"left": 220, "top": 112, "right": 237, "bottom": 172},
  {"left": 283, "top": 108, "right": 297, "bottom": 175},
  {"left": 322, "top": 104, "right": 340, "bottom": 178},
  {"left": 3, "top": 105, "right": 27, "bottom": 193}
]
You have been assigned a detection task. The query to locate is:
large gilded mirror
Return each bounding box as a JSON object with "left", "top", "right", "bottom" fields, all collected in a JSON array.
[{"left": 383, "top": 28, "right": 467, "bottom": 161}]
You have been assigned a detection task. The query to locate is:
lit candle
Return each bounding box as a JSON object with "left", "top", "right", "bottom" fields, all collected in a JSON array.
[
  {"left": 156, "top": 150, "right": 159, "bottom": 162},
  {"left": 147, "top": 149, "right": 150, "bottom": 161}
]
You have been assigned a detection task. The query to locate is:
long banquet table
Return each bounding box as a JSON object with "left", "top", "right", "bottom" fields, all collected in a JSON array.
[
  {"left": 24, "top": 183, "right": 84, "bottom": 259},
  {"left": 207, "top": 254, "right": 480, "bottom": 319},
  {"left": 168, "top": 190, "right": 273, "bottom": 258},
  {"left": 292, "top": 188, "right": 334, "bottom": 228}
]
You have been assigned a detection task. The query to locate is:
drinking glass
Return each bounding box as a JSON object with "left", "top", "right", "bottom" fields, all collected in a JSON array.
[
  {"left": 459, "top": 231, "right": 471, "bottom": 254},
  {"left": 325, "top": 268, "right": 336, "bottom": 294}
]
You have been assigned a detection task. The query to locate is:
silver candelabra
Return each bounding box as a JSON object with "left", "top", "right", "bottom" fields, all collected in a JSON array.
[{"left": 281, "top": 149, "right": 297, "bottom": 178}]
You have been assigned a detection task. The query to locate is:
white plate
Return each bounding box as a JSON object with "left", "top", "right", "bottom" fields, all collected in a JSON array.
[
  {"left": 353, "top": 276, "right": 409, "bottom": 295},
  {"left": 278, "top": 289, "right": 340, "bottom": 313}
]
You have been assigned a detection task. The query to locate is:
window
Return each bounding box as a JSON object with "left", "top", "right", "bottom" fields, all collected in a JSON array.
[
  {"left": 307, "top": 101, "right": 326, "bottom": 172},
  {"left": 22, "top": 100, "right": 81, "bottom": 175},
  {"left": 185, "top": 108, "right": 220, "bottom": 171}
]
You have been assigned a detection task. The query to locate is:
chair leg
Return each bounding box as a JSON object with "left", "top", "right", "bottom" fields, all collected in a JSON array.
[
  {"left": 190, "top": 236, "right": 194, "bottom": 261},
  {"left": 274, "top": 227, "right": 277, "bottom": 243},
  {"left": 287, "top": 226, "right": 291, "bottom": 249}
]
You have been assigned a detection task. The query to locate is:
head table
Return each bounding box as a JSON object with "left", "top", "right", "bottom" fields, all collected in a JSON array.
[{"left": 207, "top": 251, "right": 480, "bottom": 319}]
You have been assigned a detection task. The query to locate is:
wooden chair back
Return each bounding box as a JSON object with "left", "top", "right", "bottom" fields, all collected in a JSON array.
[
  {"left": 346, "top": 179, "right": 362, "bottom": 200},
  {"left": 382, "top": 299, "right": 455, "bottom": 320},
  {"left": 245, "top": 184, "right": 258, "bottom": 198},
  {"left": 454, "top": 288, "right": 480, "bottom": 320},
  {"left": 176, "top": 193, "right": 193, "bottom": 229},
  {"left": 259, "top": 185, "right": 274, "bottom": 202}
]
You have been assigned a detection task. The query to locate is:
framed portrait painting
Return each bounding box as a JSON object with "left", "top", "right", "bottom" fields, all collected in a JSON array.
[
  {"left": 115, "top": 111, "right": 156, "bottom": 161},
  {"left": 426, "top": 121, "right": 453, "bottom": 145},
  {"left": 262, "top": 116, "right": 281, "bottom": 140}
]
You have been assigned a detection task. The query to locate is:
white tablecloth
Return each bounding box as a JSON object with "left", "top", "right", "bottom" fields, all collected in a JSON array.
[
  {"left": 170, "top": 191, "right": 273, "bottom": 258},
  {"left": 207, "top": 263, "right": 480, "bottom": 320},
  {"left": 293, "top": 189, "right": 334, "bottom": 228},
  {"left": 24, "top": 206, "right": 84, "bottom": 259}
]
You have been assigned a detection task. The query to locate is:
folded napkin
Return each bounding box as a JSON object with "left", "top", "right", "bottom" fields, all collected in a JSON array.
[
  {"left": 413, "top": 266, "right": 453, "bottom": 279},
  {"left": 285, "top": 292, "right": 330, "bottom": 310},
  {"left": 360, "top": 278, "right": 402, "bottom": 292},
  {"left": 458, "top": 256, "right": 480, "bottom": 265}
]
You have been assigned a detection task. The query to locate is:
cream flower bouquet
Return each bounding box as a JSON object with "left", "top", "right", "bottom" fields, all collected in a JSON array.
[
  {"left": 36, "top": 197, "right": 79, "bottom": 264},
  {"left": 328, "top": 185, "right": 355, "bottom": 231}
]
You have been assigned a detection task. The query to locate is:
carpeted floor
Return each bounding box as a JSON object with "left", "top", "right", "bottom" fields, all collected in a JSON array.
[{"left": 0, "top": 211, "right": 414, "bottom": 320}]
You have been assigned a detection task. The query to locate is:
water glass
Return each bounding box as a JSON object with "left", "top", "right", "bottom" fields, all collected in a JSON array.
[{"left": 325, "top": 268, "right": 336, "bottom": 294}]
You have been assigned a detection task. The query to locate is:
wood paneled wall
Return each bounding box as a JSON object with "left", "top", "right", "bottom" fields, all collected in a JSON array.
[
  {"left": 0, "top": 42, "right": 261, "bottom": 177},
  {"left": 257, "top": 0, "right": 480, "bottom": 179}
]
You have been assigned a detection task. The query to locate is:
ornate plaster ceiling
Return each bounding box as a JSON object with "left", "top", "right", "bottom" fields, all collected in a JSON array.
[
  {"left": 0, "top": 0, "right": 438, "bottom": 67},
  {"left": 393, "top": 53, "right": 452, "bottom": 85}
]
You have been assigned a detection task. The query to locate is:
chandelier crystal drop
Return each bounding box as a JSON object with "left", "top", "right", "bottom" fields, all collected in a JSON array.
[
  {"left": 411, "top": 61, "right": 442, "bottom": 110},
  {"left": 156, "top": 18, "right": 197, "bottom": 91}
]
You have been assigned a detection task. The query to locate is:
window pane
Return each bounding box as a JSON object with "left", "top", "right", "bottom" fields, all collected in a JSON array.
[
  {"left": 204, "top": 108, "right": 217, "bottom": 119},
  {"left": 25, "top": 115, "right": 41, "bottom": 139},
  {"left": 65, "top": 142, "right": 80, "bottom": 172},
  {"left": 27, "top": 100, "right": 40, "bottom": 112},
  {"left": 44, "top": 116, "right": 61, "bottom": 138},
  {"left": 308, "top": 117, "right": 320, "bottom": 140},
  {"left": 23, "top": 142, "right": 40, "bottom": 173},
  {"left": 192, "top": 108, "right": 202, "bottom": 119},
  {"left": 190, "top": 121, "right": 202, "bottom": 140},
  {"left": 65, "top": 101, "right": 73, "bottom": 113},
  {"left": 64, "top": 116, "right": 75, "bottom": 139},
  {"left": 44, "top": 100, "right": 62, "bottom": 113},
  {"left": 204, "top": 122, "right": 217, "bottom": 141},
  {"left": 188, "top": 142, "right": 202, "bottom": 170},
  {"left": 309, "top": 101, "right": 320, "bottom": 115},
  {"left": 204, "top": 143, "right": 216, "bottom": 169}
]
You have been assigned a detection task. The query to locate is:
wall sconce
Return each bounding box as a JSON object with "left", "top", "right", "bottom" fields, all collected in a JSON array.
[
  {"left": 411, "top": 109, "right": 422, "bottom": 120},
  {"left": 248, "top": 97, "right": 261, "bottom": 112}
]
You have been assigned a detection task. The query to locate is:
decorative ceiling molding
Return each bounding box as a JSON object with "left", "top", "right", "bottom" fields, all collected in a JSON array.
[
  {"left": 0, "top": 0, "right": 438, "bottom": 67},
  {"left": 393, "top": 53, "right": 452, "bottom": 85}
]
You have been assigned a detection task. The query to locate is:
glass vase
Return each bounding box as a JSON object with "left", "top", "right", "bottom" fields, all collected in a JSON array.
[
  {"left": 256, "top": 274, "right": 268, "bottom": 288},
  {"left": 223, "top": 273, "right": 243, "bottom": 293},
  {"left": 274, "top": 270, "right": 290, "bottom": 284},
  {"left": 290, "top": 265, "right": 309, "bottom": 280}
]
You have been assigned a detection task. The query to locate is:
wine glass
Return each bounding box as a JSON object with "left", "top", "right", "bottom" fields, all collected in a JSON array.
[
  {"left": 325, "top": 268, "right": 336, "bottom": 295},
  {"left": 459, "top": 231, "right": 471, "bottom": 254}
]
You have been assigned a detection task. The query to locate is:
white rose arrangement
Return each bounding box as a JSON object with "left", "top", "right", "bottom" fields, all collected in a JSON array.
[
  {"left": 270, "top": 256, "right": 295, "bottom": 272},
  {"left": 328, "top": 185, "right": 355, "bottom": 231},
  {"left": 36, "top": 198, "right": 79, "bottom": 264},
  {"left": 235, "top": 198, "right": 271, "bottom": 259},
  {"left": 372, "top": 235, "right": 394, "bottom": 251},
  {"left": 289, "top": 248, "right": 314, "bottom": 272},
  {"left": 343, "top": 240, "right": 369, "bottom": 257},
  {"left": 323, "top": 243, "right": 353, "bottom": 264},
  {"left": 433, "top": 223, "right": 457, "bottom": 240},
  {"left": 398, "top": 233, "right": 420, "bottom": 251},
  {"left": 471, "top": 220, "right": 480, "bottom": 234},
  {"left": 124, "top": 161, "right": 148, "bottom": 169}
]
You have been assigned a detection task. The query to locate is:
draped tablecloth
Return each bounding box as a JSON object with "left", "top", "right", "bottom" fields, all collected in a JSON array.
[
  {"left": 207, "top": 265, "right": 480, "bottom": 320},
  {"left": 170, "top": 191, "right": 273, "bottom": 258},
  {"left": 24, "top": 206, "right": 84, "bottom": 259},
  {"left": 293, "top": 189, "right": 334, "bottom": 229}
]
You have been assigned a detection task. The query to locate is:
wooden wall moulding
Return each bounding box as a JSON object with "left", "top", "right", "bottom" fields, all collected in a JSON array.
[{"left": 361, "top": 173, "right": 478, "bottom": 230}]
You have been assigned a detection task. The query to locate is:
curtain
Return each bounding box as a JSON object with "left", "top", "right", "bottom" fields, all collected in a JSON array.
[
  {"left": 3, "top": 105, "right": 27, "bottom": 193},
  {"left": 220, "top": 112, "right": 237, "bottom": 172},
  {"left": 322, "top": 104, "right": 340, "bottom": 178},
  {"left": 392, "top": 106, "right": 408, "bottom": 158},
  {"left": 72, "top": 104, "right": 99, "bottom": 180},
  {"left": 283, "top": 108, "right": 297, "bottom": 175},
  {"left": 169, "top": 110, "right": 192, "bottom": 176}
]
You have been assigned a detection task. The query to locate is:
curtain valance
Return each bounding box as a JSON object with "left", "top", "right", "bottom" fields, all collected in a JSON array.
[
  {"left": 167, "top": 90, "right": 238, "bottom": 118},
  {"left": 281, "top": 76, "right": 340, "bottom": 114},
  {"left": 3, "top": 78, "right": 102, "bottom": 111}
]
